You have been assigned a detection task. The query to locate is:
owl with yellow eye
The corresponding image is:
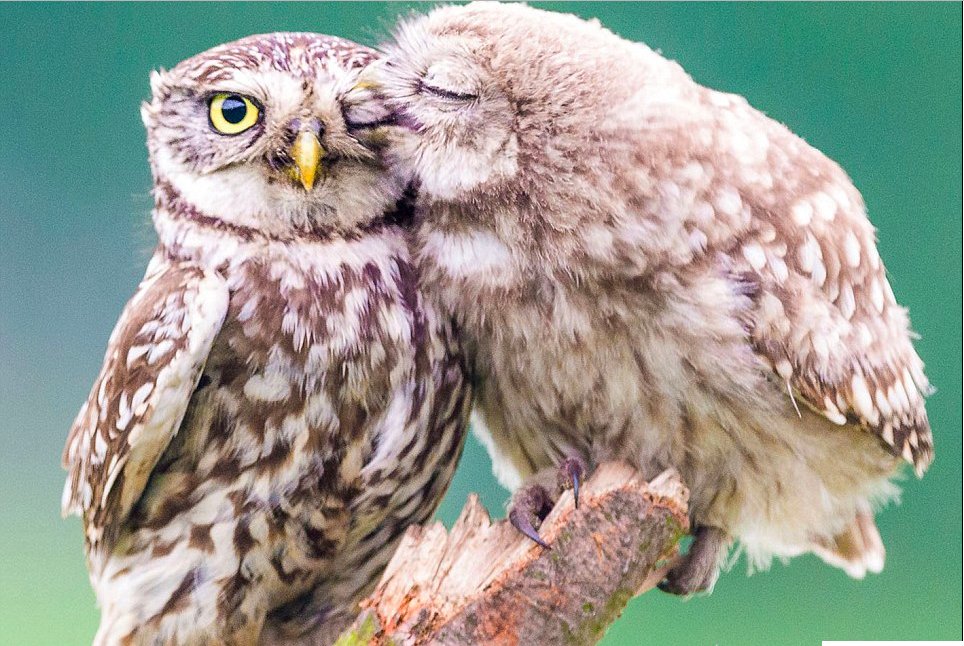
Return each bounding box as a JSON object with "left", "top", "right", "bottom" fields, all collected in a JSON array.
[{"left": 61, "top": 33, "right": 471, "bottom": 645}]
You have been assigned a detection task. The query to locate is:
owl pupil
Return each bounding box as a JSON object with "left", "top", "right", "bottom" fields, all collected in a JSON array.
[{"left": 221, "top": 96, "right": 247, "bottom": 124}]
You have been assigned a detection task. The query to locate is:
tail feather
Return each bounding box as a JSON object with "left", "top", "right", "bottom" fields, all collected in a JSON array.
[{"left": 810, "top": 507, "right": 885, "bottom": 579}]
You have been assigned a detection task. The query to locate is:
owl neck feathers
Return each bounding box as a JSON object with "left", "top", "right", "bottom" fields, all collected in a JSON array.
[
  {"left": 152, "top": 180, "right": 411, "bottom": 266},
  {"left": 154, "top": 180, "right": 274, "bottom": 244}
]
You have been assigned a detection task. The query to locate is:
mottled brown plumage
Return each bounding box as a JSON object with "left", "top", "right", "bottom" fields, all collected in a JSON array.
[
  {"left": 62, "top": 33, "right": 471, "bottom": 644},
  {"left": 364, "top": 2, "right": 932, "bottom": 593}
]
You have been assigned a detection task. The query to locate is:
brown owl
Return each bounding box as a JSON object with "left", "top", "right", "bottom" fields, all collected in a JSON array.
[
  {"left": 361, "top": 2, "right": 933, "bottom": 594},
  {"left": 61, "top": 32, "right": 471, "bottom": 644}
]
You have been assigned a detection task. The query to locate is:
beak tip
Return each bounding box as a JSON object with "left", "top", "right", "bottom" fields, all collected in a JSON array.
[{"left": 291, "top": 131, "right": 323, "bottom": 192}]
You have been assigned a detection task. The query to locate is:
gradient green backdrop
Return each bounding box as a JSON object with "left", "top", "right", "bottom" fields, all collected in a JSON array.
[{"left": 1, "top": 3, "right": 960, "bottom": 644}]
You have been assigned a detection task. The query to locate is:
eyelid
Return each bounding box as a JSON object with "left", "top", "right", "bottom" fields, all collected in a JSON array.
[
  {"left": 204, "top": 91, "right": 264, "bottom": 112},
  {"left": 418, "top": 81, "right": 479, "bottom": 101},
  {"left": 345, "top": 115, "right": 396, "bottom": 130}
]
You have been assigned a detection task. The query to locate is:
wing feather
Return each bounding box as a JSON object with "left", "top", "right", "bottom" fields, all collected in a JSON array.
[
  {"left": 61, "top": 253, "right": 229, "bottom": 544},
  {"left": 713, "top": 102, "right": 934, "bottom": 474},
  {"left": 614, "top": 80, "right": 933, "bottom": 474}
]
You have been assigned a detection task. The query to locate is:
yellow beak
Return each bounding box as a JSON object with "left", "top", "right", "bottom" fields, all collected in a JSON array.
[{"left": 290, "top": 131, "right": 324, "bottom": 191}]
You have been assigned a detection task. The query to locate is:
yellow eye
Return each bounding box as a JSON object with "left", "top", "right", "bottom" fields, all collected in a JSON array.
[{"left": 208, "top": 93, "right": 260, "bottom": 135}]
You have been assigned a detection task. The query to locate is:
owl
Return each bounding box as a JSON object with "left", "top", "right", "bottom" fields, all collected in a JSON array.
[
  {"left": 360, "top": 2, "right": 933, "bottom": 594},
  {"left": 61, "top": 32, "right": 471, "bottom": 644}
]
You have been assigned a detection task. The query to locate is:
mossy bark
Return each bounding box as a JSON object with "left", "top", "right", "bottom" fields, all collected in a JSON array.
[{"left": 337, "top": 463, "right": 689, "bottom": 646}]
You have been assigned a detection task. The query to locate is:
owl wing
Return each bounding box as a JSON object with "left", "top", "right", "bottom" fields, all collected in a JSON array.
[
  {"left": 61, "top": 253, "right": 229, "bottom": 543},
  {"left": 716, "top": 105, "right": 933, "bottom": 475}
]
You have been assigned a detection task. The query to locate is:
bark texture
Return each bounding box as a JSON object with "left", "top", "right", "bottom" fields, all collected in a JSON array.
[{"left": 336, "top": 462, "right": 689, "bottom": 646}]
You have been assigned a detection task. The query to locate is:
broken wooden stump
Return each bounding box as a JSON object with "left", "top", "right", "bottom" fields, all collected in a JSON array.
[{"left": 336, "top": 462, "right": 689, "bottom": 646}]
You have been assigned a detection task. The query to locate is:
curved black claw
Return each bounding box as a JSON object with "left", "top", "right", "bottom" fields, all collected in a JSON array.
[
  {"left": 509, "top": 506, "right": 551, "bottom": 549},
  {"left": 508, "top": 484, "right": 554, "bottom": 549},
  {"left": 558, "top": 456, "right": 586, "bottom": 509}
]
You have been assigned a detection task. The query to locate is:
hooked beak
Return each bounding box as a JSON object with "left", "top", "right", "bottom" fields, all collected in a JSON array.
[{"left": 289, "top": 131, "right": 324, "bottom": 191}]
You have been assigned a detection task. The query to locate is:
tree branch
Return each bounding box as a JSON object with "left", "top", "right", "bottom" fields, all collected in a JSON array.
[{"left": 336, "top": 462, "right": 689, "bottom": 646}]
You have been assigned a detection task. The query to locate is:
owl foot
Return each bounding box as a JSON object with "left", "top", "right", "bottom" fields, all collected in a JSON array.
[
  {"left": 509, "top": 456, "right": 589, "bottom": 548},
  {"left": 658, "top": 525, "right": 728, "bottom": 595},
  {"left": 508, "top": 484, "right": 555, "bottom": 549},
  {"left": 557, "top": 456, "right": 586, "bottom": 508}
]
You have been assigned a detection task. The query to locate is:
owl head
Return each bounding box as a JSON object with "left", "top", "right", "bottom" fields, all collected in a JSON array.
[
  {"left": 143, "top": 33, "right": 403, "bottom": 236},
  {"left": 362, "top": 2, "right": 646, "bottom": 204}
]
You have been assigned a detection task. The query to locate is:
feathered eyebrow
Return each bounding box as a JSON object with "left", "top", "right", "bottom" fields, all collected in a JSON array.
[
  {"left": 198, "top": 89, "right": 265, "bottom": 110},
  {"left": 177, "top": 66, "right": 274, "bottom": 99}
]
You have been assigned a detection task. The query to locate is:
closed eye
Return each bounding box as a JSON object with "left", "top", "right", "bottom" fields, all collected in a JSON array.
[
  {"left": 345, "top": 115, "right": 396, "bottom": 130},
  {"left": 419, "top": 81, "right": 478, "bottom": 102}
]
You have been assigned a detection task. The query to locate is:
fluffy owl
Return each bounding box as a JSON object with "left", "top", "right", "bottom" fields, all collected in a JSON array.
[
  {"left": 362, "top": 2, "right": 933, "bottom": 594},
  {"left": 61, "top": 33, "right": 471, "bottom": 644}
]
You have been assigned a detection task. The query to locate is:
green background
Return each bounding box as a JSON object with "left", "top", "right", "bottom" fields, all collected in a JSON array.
[{"left": 1, "top": 3, "right": 960, "bottom": 644}]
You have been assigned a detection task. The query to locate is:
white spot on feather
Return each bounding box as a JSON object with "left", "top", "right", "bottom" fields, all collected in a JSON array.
[
  {"left": 127, "top": 345, "right": 150, "bottom": 367},
  {"left": 583, "top": 225, "right": 614, "bottom": 258},
  {"left": 889, "top": 380, "right": 910, "bottom": 412},
  {"left": 880, "top": 422, "right": 894, "bottom": 446},
  {"left": 811, "top": 259, "right": 827, "bottom": 287},
  {"left": 822, "top": 397, "right": 847, "bottom": 425},
  {"left": 797, "top": 234, "right": 821, "bottom": 273},
  {"left": 901, "top": 368, "right": 918, "bottom": 402},
  {"left": 677, "top": 161, "right": 707, "bottom": 183},
  {"left": 244, "top": 373, "right": 291, "bottom": 402},
  {"left": 742, "top": 242, "right": 767, "bottom": 270},
  {"left": 844, "top": 232, "right": 861, "bottom": 268},
  {"left": 838, "top": 282, "right": 856, "bottom": 319},
  {"left": 692, "top": 201, "right": 714, "bottom": 225},
  {"left": 850, "top": 375, "right": 877, "bottom": 425},
  {"left": 870, "top": 279, "right": 885, "bottom": 313},
  {"left": 147, "top": 340, "right": 174, "bottom": 365},
  {"left": 93, "top": 431, "right": 108, "bottom": 463},
  {"left": 865, "top": 241, "right": 882, "bottom": 270},
  {"left": 769, "top": 256, "right": 789, "bottom": 283},
  {"left": 791, "top": 201, "right": 813, "bottom": 226},
  {"left": 775, "top": 359, "right": 793, "bottom": 380},
  {"left": 884, "top": 279, "right": 897, "bottom": 305},
  {"left": 812, "top": 192, "right": 837, "bottom": 221},
  {"left": 97, "top": 378, "right": 109, "bottom": 408},
  {"left": 902, "top": 441, "right": 914, "bottom": 463},
  {"left": 855, "top": 323, "right": 874, "bottom": 348},
  {"left": 116, "top": 392, "right": 131, "bottom": 430},
  {"left": 131, "top": 382, "right": 154, "bottom": 416},
  {"left": 714, "top": 187, "right": 742, "bottom": 217},
  {"left": 238, "top": 297, "right": 260, "bottom": 323},
  {"left": 874, "top": 389, "right": 892, "bottom": 417},
  {"left": 422, "top": 228, "right": 514, "bottom": 282},
  {"left": 687, "top": 228, "right": 708, "bottom": 253}
]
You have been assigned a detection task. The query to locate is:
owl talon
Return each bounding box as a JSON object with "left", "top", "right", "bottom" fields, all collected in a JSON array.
[
  {"left": 658, "top": 525, "right": 728, "bottom": 596},
  {"left": 557, "top": 456, "right": 586, "bottom": 508},
  {"left": 508, "top": 484, "right": 554, "bottom": 549},
  {"left": 509, "top": 508, "right": 551, "bottom": 549}
]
